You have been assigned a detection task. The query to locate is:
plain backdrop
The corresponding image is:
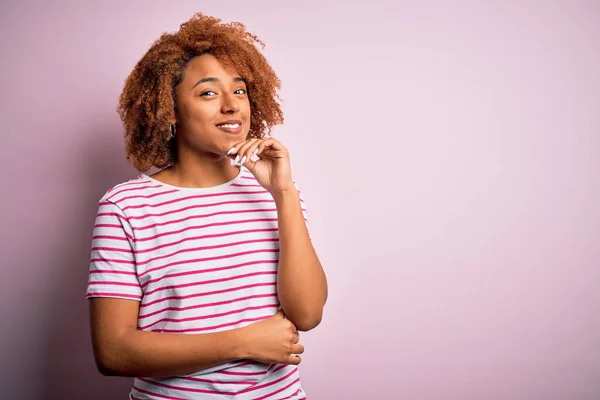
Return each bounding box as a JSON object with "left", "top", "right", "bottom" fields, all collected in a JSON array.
[{"left": 1, "top": 1, "right": 599, "bottom": 399}]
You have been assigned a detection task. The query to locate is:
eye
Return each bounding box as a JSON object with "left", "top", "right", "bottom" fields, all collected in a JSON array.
[
  {"left": 200, "top": 90, "right": 217, "bottom": 96},
  {"left": 234, "top": 88, "right": 247, "bottom": 95}
]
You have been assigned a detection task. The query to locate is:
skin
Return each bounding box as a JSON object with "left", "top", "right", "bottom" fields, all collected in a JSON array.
[{"left": 89, "top": 54, "right": 328, "bottom": 377}]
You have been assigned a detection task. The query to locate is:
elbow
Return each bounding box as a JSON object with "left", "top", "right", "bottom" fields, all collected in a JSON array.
[
  {"left": 97, "top": 363, "right": 118, "bottom": 377},
  {"left": 293, "top": 312, "right": 323, "bottom": 332},
  {"left": 93, "top": 344, "right": 130, "bottom": 377},
  {"left": 94, "top": 350, "right": 123, "bottom": 376},
  {"left": 95, "top": 355, "right": 118, "bottom": 376},
  {"left": 280, "top": 300, "right": 326, "bottom": 331}
]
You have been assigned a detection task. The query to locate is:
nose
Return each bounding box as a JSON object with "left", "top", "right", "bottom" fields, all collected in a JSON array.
[{"left": 221, "top": 92, "right": 240, "bottom": 114}]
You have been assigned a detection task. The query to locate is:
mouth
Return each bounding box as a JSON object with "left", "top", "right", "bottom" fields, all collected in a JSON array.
[{"left": 216, "top": 120, "right": 243, "bottom": 135}]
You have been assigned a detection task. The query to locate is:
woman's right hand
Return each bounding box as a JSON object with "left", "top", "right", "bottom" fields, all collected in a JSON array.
[{"left": 239, "top": 310, "right": 304, "bottom": 365}]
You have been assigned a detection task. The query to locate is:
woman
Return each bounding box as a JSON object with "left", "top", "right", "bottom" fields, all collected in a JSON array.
[{"left": 86, "top": 13, "right": 328, "bottom": 400}]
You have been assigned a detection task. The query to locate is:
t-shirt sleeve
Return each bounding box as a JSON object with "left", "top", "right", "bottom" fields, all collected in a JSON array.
[{"left": 86, "top": 200, "right": 142, "bottom": 301}]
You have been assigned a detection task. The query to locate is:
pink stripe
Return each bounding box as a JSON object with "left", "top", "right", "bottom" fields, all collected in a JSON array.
[
  {"left": 137, "top": 378, "right": 237, "bottom": 395},
  {"left": 232, "top": 360, "right": 254, "bottom": 368},
  {"left": 180, "top": 376, "right": 256, "bottom": 385},
  {"left": 121, "top": 190, "right": 268, "bottom": 211},
  {"left": 97, "top": 212, "right": 130, "bottom": 223},
  {"left": 136, "top": 238, "right": 278, "bottom": 267},
  {"left": 138, "top": 248, "right": 279, "bottom": 278},
  {"left": 216, "top": 362, "right": 274, "bottom": 377},
  {"left": 133, "top": 218, "right": 278, "bottom": 242},
  {"left": 127, "top": 199, "right": 275, "bottom": 221},
  {"left": 238, "top": 367, "right": 298, "bottom": 395},
  {"left": 87, "top": 292, "right": 141, "bottom": 300},
  {"left": 136, "top": 228, "right": 278, "bottom": 254},
  {"left": 91, "top": 246, "right": 133, "bottom": 253},
  {"left": 254, "top": 379, "right": 301, "bottom": 400},
  {"left": 216, "top": 369, "right": 268, "bottom": 377},
  {"left": 133, "top": 209, "right": 279, "bottom": 231},
  {"left": 132, "top": 384, "right": 187, "bottom": 400},
  {"left": 106, "top": 184, "right": 163, "bottom": 199},
  {"left": 94, "top": 223, "right": 123, "bottom": 229},
  {"left": 90, "top": 257, "right": 135, "bottom": 265},
  {"left": 139, "top": 282, "right": 276, "bottom": 308},
  {"left": 88, "top": 281, "right": 140, "bottom": 288},
  {"left": 272, "top": 364, "right": 287, "bottom": 373},
  {"left": 112, "top": 188, "right": 180, "bottom": 203},
  {"left": 140, "top": 303, "right": 278, "bottom": 329},
  {"left": 154, "top": 315, "right": 270, "bottom": 333},
  {"left": 232, "top": 183, "right": 263, "bottom": 187},
  {"left": 142, "top": 259, "right": 278, "bottom": 288},
  {"left": 145, "top": 271, "right": 277, "bottom": 296},
  {"left": 92, "top": 235, "right": 128, "bottom": 241},
  {"left": 138, "top": 293, "right": 277, "bottom": 319},
  {"left": 89, "top": 269, "right": 136, "bottom": 276},
  {"left": 94, "top": 224, "right": 133, "bottom": 240},
  {"left": 106, "top": 178, "right": 152, "bottom": 192}
]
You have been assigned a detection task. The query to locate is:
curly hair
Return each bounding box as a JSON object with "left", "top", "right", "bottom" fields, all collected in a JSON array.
[{"left": 117, "top": 13, "right": 284, "bottom": 172}]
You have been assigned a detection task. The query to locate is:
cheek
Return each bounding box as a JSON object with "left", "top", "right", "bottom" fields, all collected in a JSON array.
[
  {"left": 242, "top": 98, "right": 252, "bottom": 116},
  {"left": 186, "top": 102, "right": 219, "bottom": 126}
]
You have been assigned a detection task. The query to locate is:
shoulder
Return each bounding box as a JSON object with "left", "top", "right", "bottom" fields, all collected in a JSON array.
[{"left": 99, "top": 174, "right": 156, "bottom": 204}]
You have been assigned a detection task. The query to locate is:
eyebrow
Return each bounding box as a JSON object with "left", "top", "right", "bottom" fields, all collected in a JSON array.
[{"left": 191, "top": 76, "right": 245, "bottom": 89}]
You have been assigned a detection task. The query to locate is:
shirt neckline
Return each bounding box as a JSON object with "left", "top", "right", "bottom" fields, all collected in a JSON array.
[{"left": 142, "top": 167, "right": 245, "bottom": 192}]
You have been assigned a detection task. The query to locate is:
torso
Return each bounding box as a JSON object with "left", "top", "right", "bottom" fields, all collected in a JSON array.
[{"left": 97, "top": 168, "right": 305, "bottom": 399}]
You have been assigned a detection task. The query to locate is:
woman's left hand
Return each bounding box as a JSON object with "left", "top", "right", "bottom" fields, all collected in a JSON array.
[{"left": 226, "top": 138, "right": 295, "bottom": 195}]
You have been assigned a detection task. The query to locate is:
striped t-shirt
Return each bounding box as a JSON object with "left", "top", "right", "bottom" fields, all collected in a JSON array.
[{"left": 86, "top": 167, "right": 309, "bottom": 400}]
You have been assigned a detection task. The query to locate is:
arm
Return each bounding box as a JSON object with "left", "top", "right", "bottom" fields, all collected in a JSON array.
[
  {"left": 224, "top": 138, "right": 328, "bottom": 332},
  {"left": 88, "top": 201, "right": 237, "bottom": 377},
  {"left": 89, "top": 298, "right": 245, "bottom": 377},
  {"left": 87, "top": 200, "right": 302, "bottom": 378},
  {"left": 90, "top": 299, "right": 303, "bottom": 377},
  {"left": 274, "top": 188, "right": 328, "bottom": 331}
]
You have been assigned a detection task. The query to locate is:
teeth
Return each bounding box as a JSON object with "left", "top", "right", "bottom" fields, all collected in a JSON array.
[{"left": 219, "top": 124, "right": 240, "bottom": 129}]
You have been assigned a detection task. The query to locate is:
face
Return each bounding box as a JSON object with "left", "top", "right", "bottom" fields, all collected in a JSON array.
[{"left": 174, "top": 54, "right": 251, "bottom": 157}]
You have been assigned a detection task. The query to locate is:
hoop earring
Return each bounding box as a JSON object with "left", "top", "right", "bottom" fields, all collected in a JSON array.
[{"left": 170, "top": 124, "right": 176, "bottom": 139}]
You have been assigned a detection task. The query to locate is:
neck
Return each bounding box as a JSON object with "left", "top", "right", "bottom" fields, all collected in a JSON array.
[{"left": 162, "top": 147, "right": 240, "bottom": 188}]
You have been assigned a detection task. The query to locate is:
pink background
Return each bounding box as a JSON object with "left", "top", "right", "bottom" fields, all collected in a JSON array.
[{"left": 1, "top": 1, "right": 599, "bottom": 399}]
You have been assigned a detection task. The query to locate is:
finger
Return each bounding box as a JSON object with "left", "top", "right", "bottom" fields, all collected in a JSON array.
[
  {"left": 226, "top": 139, "right": 254, "bottom": 158},
  {"left": 256, "top": 137, "right": 286, "bottom": 157},
  {"left": 291, "top": 343, "right": 305, "bottom": 355},
  {"left": 261, "top": 138, "right": 285, "bottom": 151},
  {"left": 226, "top": 140, "right": 249, "bottom": 157},
  {"left": 243, "top": 139, "right": 262, "bottom": 159},
  {"left": 241, "top": 140, "right": 263, "bottom": 170},
  {"left": 284, "top": 320, "right": 297, "bottom": 333},
  {"left": 293, "top": 331, "right": 300, "bottom": 344},
  {"left": 286, "top": 354, "right": 302, "bottom": 365},
  {"left": 231, "top": 139, "right": 259, "bottom": 167}
]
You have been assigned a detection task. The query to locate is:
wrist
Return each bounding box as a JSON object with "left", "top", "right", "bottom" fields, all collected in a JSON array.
[
  {"left": 271, "top": 187, "right": 299, "bottom": 203},
  {"left": 213, "top": 328, "right": 248, "bottom": 361}
]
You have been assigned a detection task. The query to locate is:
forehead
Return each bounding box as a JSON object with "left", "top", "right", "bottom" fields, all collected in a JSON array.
[{"left": 182, "top": 54, "right": 241, "bottom": 84}]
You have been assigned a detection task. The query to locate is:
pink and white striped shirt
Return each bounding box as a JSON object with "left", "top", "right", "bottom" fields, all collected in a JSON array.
[{"left": 86, "top": 167, "right": 309, "bottom": 400}]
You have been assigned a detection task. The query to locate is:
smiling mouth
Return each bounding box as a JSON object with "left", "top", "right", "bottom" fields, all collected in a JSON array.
[
  {"left": 218, "top": 123, "right": 240, "bottom": 129},
  {"left": 216, "top": 121, "right": 243, "bottom": 134}
]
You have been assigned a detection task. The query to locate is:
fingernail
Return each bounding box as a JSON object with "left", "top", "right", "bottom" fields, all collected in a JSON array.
[
  {"left": 252, "top": 149, "right": 258, "bottom": 158},
  {"left": 234, "top": 155, "right": 240, "bottom": 164},
  {"left": 227, "top": 147, "right": 236, "bottom": 155},
  {"left": 240, "top": 156, "right": 247, "bottom": 165},
  {"left": 230, "top": 158, "right": 235, "bottom": 166}
]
